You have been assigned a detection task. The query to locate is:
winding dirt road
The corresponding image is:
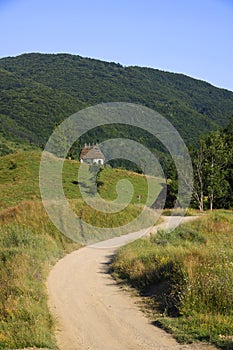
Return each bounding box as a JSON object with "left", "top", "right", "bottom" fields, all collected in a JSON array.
[{"left": 47, "top": 216, "right": 216, "bottom": 350}]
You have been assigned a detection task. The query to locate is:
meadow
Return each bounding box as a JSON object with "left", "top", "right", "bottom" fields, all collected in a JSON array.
[
  {"left": 0, "top": 150, "right": 162, "bottom": 348},
  {"left": 112, "top": 211, "right": 233, "bottom": 349}
]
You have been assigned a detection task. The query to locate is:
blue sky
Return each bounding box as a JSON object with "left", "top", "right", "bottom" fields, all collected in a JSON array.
[{"left": 0, "top": 0, "right": 233, "bottom": 91}]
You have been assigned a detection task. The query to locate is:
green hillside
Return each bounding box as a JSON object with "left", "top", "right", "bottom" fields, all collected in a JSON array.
[
  {"left": 0, "top": 150, "right": 161, "bottom": 210},
  {"left": 0, "top": 66, "right": 86, "bottom": 155},
  {"left": 0, "top": 53, "right": 233, "bottom": 155}
]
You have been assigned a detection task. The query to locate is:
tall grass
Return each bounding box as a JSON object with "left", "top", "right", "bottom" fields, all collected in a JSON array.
[
  {"left": 0, "top": 201, "right": 80, "bottom": 349},
  {"left": 112, "top": 211, "right": 233, "bottom": 349}
]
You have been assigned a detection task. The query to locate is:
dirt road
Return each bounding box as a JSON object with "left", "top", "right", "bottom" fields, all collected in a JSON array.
[{"left": 47, "top": 216, "right": 215, "bottom": 350}]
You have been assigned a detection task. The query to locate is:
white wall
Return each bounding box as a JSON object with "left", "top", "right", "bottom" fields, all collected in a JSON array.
[{"left": 93, "top": 159, "right": 104, "bottom": 165}]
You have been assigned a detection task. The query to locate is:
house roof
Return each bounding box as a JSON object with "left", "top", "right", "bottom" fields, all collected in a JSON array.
[{"left": 80, "top": 145, "right": 105, "bottom": 160}]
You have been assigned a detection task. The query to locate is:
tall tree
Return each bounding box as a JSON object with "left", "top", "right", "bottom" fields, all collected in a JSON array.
[
  {"left": 191, "top": 122, "right": 233, "bottom": 211},
  {"left": 221, "top": 120, "right": 233, "bottom": 208},
  {"left": 204, "top": 131, "right": 228, "bottom": 210},
  {"left": 191, "top": 140, "right": 206, "bottom": 211}
]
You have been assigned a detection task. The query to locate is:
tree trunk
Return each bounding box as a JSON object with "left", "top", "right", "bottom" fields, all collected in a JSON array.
[
  {"left": 209, "top": 193, "right": 213, "bottom": 211},
  {"left": 199, "top": 193, "right": 204, "bottom": 212}
]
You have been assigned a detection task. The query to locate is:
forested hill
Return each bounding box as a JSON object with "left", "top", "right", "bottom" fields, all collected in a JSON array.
[{"left": 0, "top": 52, "right": 233, "bottom": 155}]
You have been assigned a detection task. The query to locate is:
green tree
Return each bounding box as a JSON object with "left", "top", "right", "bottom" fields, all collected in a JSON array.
[
  {"left": 191, "top": 140, "right": 206, "bottom": 211},
  {"left": 191, "top": 123, "right": 233, "bottom": 211},
  {"left": 220, "top": 120, "right": 233, "bottom": 208},
  {"left": 204, "top": 131, "right": 229, "bottom": 210}
]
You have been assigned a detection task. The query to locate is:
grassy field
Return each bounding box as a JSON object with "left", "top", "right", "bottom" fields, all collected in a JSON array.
[
  {"left": 97, "top": 167, "right": 161, "bottom": 206},
  {"left": 112, "top": 211, "right": 233, "bottom": 350},
  {"left": 0, "top": 150, "right": 162, "bottom": 348},
  {"left": 0, "top": 150, "right": 162, "bottom": 209}
]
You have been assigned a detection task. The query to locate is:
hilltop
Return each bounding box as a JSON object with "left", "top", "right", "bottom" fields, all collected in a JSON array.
[{"left": 1, "top": 53, "right": 233, "bottom": 156}]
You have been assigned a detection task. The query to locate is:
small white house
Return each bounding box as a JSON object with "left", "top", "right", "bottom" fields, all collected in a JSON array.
[{"left": 79, "top": 144, "right": 105, "bottom": 165}]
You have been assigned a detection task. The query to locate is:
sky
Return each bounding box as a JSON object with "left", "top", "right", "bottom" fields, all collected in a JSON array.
[{"left": 0, "top": 0, "right": 233, "bottom": 91}]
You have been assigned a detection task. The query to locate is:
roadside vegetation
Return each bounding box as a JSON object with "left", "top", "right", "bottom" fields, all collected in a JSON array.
[
  {"left": 0, "top": 201, "right": 79, "bottom": 349},
  {"left": 112, "top": 211, "right": 233, "bottom": 349}
]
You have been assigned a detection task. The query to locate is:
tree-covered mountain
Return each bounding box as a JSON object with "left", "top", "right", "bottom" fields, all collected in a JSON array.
[
  {"left": 0, "top": 66, "right": 86, "bottom": 155},
  {"left": 0, "top": 52, "right": 233, "bottom": 156}
]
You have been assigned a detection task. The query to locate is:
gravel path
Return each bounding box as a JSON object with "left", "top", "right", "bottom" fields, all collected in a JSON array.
[{"left": 47, "top": 215, "right": 216, "bottom": 350}]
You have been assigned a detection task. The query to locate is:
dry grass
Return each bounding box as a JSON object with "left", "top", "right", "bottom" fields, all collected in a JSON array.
[
  {"left": 112, "top": 211, "right": 233, "bottom": 349},
  {"left": 0, "top": 200, "right": 80, "bottom": 349}
]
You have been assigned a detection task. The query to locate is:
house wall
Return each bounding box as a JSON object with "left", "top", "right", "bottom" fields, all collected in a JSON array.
[
  {"left": 80, "top": 158, "right": 104, "bottom": 165},
  {"left": 93, "top": 158, "right": 104, "bottom": 165}
]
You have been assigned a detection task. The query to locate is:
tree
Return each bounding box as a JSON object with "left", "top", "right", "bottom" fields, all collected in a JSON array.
[
  {"left": 191, "top": 140, "right": 206, "bottom": 211},
  {"left": 220, "top": 120, "right": 233, "bottom": 208},
  {"left": 204, "top": 131, "right": 229, "bottom": 210},
  {"left": 191, "top": 125, "right": 232, "bottom": 211}
]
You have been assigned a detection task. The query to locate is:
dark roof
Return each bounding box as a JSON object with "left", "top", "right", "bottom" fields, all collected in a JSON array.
[{"left": 80, "top": 145, "right": 105, "bottom": 160}]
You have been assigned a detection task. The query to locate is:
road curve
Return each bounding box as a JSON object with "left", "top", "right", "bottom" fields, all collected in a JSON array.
[{"left": 47, "top": 216, "right": 216, "bottom": 350}]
